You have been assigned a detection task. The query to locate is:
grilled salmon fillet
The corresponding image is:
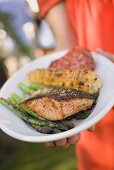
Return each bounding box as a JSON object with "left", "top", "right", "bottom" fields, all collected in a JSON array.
[{"left": 20, "top": 87, "right": 94, "bottom": 121}]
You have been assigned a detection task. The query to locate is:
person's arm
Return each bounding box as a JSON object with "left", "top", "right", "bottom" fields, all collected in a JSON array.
[{"left": 44, "top": 1, "right": 77, "bottom": 51}]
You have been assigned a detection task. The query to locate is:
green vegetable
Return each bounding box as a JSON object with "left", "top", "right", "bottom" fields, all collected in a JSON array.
[
  {"left": 90, "top": 92, "right": 99, "bottom": 100},
  {"left": 61, "top": 121, "right": 75, "bottom": 129},
  {"left": 20, "top": 106, "right": 45, "bottom": 120},
  {"left": 30, "top": 124, "right": 53, "bottom": 134},
  {"left": 29, "top": 83, "right": 44, "bottom": 91},
  {"left": 10, "top": 93, "right": 21, "bottom": 102},
  {"left": 18, "top": 82, "right": 35, "bottom": 94},
  {"left": 0, "top": 98, "right": 46, "bottom": 126},
  {"left": 73, "top": 109, "right": 93, "bottom": 120}
]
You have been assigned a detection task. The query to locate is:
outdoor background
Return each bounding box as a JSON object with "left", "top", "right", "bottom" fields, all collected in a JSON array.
[
  {"left": 0, "top": 130, "right": 76, "bottom": 170},
  {"left": 0, "top": 0, "right": 77, "bottom": 169}
]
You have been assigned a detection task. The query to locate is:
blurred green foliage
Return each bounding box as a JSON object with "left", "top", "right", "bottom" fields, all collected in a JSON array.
[
  {"left": 0, "top": 12, "right": 33, "bottom": 58},
  {"left": 0, "top": 11, "right": 35, "bottom": 86},
  {"left": 0, "top": 130, "right": 77, "bottom": 170}
]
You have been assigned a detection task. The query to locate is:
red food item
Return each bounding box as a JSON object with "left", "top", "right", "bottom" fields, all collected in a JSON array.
[{"left": 50, "top": 47, "right": 95, "bottom": 70}]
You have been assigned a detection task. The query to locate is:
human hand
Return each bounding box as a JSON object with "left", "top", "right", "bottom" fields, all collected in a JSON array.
[
  {"left": 96, "top": 49, "right": 114, "bottom": 63},
  {"left": 45, "top": 126, "right": 95, "bottom": 149}
]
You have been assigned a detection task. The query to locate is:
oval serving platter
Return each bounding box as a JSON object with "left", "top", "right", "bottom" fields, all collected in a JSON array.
[{"left": 0, "top": 50, "right": 114, "bottom": 142}]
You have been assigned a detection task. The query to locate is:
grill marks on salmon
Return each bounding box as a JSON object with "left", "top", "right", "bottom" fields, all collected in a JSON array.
[{"left": 20, "top": 87, "right": 94, "bottom": 121}]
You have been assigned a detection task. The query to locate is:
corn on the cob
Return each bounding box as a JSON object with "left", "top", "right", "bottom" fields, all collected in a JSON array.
[{"left": 28, "top": 68, "right": 101, "bottom": 94}]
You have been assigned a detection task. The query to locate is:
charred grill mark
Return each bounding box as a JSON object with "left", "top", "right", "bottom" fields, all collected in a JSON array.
[
  {"left": 71, "top": 82, "right": 74, "bottom": 87},
  {"left": 79, "top": 82, "right": 84, "bottom": 86},
  {"left": 62, "top": 82, "right": 65, "bottom": 87},
  {"left": 55, "top": 73, "right": 63, "bottom": 77},
  {"left": 83, "top": 70, "right": 88, "bottom": 74}
]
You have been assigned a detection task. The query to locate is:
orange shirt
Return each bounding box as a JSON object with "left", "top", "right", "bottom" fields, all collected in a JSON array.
[
  {"left": 38, "top": 1, "right": 114, "bottom": 170},
  {"left": 38, "top": 0, "right": 114, "bottom": 53}
]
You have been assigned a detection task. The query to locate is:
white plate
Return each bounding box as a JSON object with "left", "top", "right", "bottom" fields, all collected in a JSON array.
[{"left": 0, "top": 51, "right": 114, "bottom": 143}]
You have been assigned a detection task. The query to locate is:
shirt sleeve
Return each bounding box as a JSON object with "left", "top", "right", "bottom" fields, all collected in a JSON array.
[{"left": 38, "top": 0, "right": 62, "bottom": 17}]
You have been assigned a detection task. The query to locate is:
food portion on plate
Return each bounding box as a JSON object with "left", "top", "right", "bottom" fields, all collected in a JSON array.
[
  {"left": 50, "top": 46, "right": 95, "bottom": 70},
  {"left": 28, "top": 68, "right": 101, "bottom": 95},
  {"left": 0, "top": 47, "right": 101, "bottom": 134},
  {"left": 20, "top": 87, "right": 95, "bottom": 121}
]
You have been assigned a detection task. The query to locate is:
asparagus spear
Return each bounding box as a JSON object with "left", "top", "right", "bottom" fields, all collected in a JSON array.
[
  {"left": 0, "top": 98, "right": 25, "bottom": 119},
  {"left": 10, "top": 93, "right": 21, "bottom": 102},
  {"left": 20, "top": 106, "right": 45, "bottom": 120},
  {"left": 61, "top": 121, "right": 75, "bottom": 129},
  {"left": 53, "top": 128, "right": 61, "bottom": 134},
  {"left": 30, "top": 124, "right": 53, "bottom": 134},
  {"left": 0, "top": 98, "right": 46, "bottom": 125},
  {"left": 29, "top": 83, "right": 44, "bottom": 91},
  {"left": 18, "top": 82, "right": 35, "bottom": 94},
  {"left": 7, "top": 97, "right": 16, "bottom": 104},
  {"left": 72, "top": 108, "right": 94, "bottom": 120},
  {"left": 31, "top": 124, "right": 61, "bottom": 134}
]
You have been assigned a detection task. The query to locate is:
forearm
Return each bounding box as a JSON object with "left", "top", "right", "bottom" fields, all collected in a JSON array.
[{"left": 44, "top": 2, "right": 77, "bottom": 51}]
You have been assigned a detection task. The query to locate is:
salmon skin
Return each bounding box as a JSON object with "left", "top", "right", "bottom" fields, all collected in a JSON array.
[{"left": 20, "top": 87, "right": 95, "bottom": 121}]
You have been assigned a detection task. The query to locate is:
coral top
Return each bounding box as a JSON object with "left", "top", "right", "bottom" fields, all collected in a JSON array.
[{"left": 38, "top": 0, "right": 114, "bottom": 169}]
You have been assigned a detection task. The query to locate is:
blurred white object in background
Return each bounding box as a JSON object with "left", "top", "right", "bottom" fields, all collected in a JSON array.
[
  {"left": 0, "top": 29, "right": 6, "bottom": 39},
  {"left": 25, "top": 0, "right": 39, "bottom": 12},
  {"left": 0, "top": 29, "right": 14, "bottom": 54},
  {"left": 5, "top": 56, "right": 17, "bottom": 76},
  {"left": 37, "top": 20, "right": 56, "bottom": 49},
  {"left": 25, "top": 0, "right": 55, "bottom": 49},
  {"left": 23, "top": 22, "right": 35, "bottom": 40}
]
